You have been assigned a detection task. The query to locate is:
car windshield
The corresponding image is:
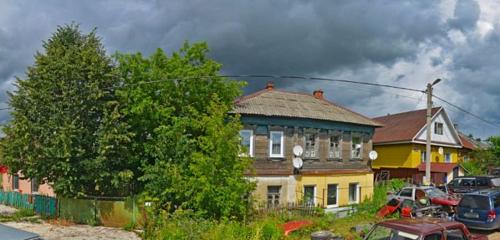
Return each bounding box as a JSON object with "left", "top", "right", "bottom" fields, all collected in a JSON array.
[
  {"left": 365, "top": 225, "right": 419, "bottom": 240},
  {"left": 459, "top": 195, "right": 490, "bottom": 210},
  {"left": 424, "top": 188, "right": 447, "bottom": 198}
]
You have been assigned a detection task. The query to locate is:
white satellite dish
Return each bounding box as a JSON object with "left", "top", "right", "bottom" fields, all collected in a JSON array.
[
  {"left": 292, "top": 157, "right": 303, "bottom": 169},
  {"left": 438, "top": 147, "right": 444, "bottom": 155},
  {"left": 293, "top": 145, "right": 303, "bottom": 156},
  {"left": 369, "top": 150, "right": 378, "bottom": 160}
]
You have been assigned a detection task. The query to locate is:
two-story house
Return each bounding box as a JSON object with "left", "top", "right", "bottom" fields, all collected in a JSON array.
[
  {"left": 372, "top": 107, "right": 466, "bottom": 185},
  {"left": 232, "top": 83, "right": 382, "bottom": 209}
]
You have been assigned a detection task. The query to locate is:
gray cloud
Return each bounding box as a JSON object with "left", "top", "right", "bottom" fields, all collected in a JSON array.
[{"left": 0, "top": 0, "right": 499, "bottom": 138}]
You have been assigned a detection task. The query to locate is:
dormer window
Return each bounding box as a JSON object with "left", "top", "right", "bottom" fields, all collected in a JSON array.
[{"left": 434, "top": 122, "right": 443, "bottom": 135}]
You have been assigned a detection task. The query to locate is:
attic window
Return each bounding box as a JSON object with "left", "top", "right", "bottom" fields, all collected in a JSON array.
[{"left": 434, "top": 122, "right": 443, "bottom": 135}]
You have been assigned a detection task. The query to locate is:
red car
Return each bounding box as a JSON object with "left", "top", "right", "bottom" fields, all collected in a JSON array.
[{"left": 364, "top": 218, "right": 487, "bottom": 240}]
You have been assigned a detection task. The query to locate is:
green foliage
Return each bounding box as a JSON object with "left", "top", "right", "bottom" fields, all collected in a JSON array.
[
  {"left": 110, "top": 42, "right": 254, "bottom": 219},
  {"left": 388, "top": 179, "right": 406, "bottom": 192},
  {"left": 0, "top": 24, "right": 130, "bottom": 197},
  {"left": 461, "top": 159, "right": 485, "bottom": 175},
  {"left": 467, "top": 136, "right": 500, "bottom": 174},
  {"left": 143, "top": 211, "right": 283, "bottom": 240},
  {"left": 357, "top": 184, "right": 388, "bottom": 215}
]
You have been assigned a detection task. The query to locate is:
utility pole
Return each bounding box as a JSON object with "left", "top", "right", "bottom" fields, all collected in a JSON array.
[{"left": 425, "top": 79, "right": 441, "bottom": 185}]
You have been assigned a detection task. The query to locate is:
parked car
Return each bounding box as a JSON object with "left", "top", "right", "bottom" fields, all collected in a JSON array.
[
  {"left": 456, "top": 188, "right": 500, "bottom": 230},
  {"left": 0, "top": 224, "right": 41, "bottom": 240},
  {"left": 388, "top": 186, "right": 459, "bottom": 210},
  {"left": 447, "top": 176, "right": 500, "bottom": 194},
  {"left": 364, "top": 218, "right": 487, "bottom": 240},
  {"left": 490, "top": 167, "right": 500, "bottom": 176}
]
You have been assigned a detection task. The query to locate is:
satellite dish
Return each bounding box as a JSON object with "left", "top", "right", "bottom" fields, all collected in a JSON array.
[
  {"left": 369, "top": 150, "right": 378, "bottom": 160},
  {"left": 293, "top": 145, "right": 303, "bottom": 156},
  {"left": 438, "top": 147, "right": 444, "bottom": 155},
  {"left": 292, "top": 157, "right": 303, "bottom": 169}
]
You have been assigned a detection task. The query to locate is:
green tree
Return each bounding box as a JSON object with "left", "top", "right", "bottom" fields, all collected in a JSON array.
[
  {"left": 112, "top": 43, "right": 254, "bottom": 219},
  {"left": 1, "top": 24, "right": 127, "bottom": 196}
]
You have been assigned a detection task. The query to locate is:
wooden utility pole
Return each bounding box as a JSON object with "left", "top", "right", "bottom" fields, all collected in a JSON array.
[{"left": 425, "top": 79, "right": 441, "bottom": 185}]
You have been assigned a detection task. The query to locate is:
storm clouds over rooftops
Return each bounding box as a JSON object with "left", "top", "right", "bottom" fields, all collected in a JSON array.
[{"left": 1, "top": 0, "right": 499, "bottom": 138}]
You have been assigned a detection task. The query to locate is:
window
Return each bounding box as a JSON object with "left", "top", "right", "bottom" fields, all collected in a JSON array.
[
  {"left": 12, "top": 175, "right": 19, "bottom": 190},
  {"left": 327, "top": 184, "right": 338, "bottom": 207},
  {"left": 399, "top": 188, "right": 413, "bottom": 198},
  {"left": 421, "top": 150, "right": 427, "bottom": 163},
  {"left": 445, "top": 228, "right": 466, "bottom": 240},
  {"left": 267, "top": 186, "right": 281, "bottom": 207},
  {"left": 476, "top": 178, "right": 489, "bottom": 187},
  {"left": 328, "top": 135, "right": 341, "bottom": 159},
  {"left": 269, "top": 131, "right": 284, "bottom": 158},
  {"left": 239, "top": 130, "right": 254, "bottom": 157},
  {"left": 459, "top": 195, "right": 490, "bottom": 210},
  {"left": 304, "top": 185, "right": 316, "bottom": 206},
  {"left": 463, "top": 155, "right": 470, "bottom": 162},
  {"left": 494, "top": 195, "right": 500, "bottom": 208},
  {"left": 434, "top": 122, "right": 444, "bottom": 135},
  {"left": 349, "top": 183, "right": 359, "bottom": 204},
  {"left": 304, "top": 132, "right": 318, "bottom": 158},
  {"left": 351, "top": 136, "right": 362, "bottom": 159},
  {"left": 424, "top": 233, "right": 442, "bottom": 240},
  {"left": 445, "top": 153, "right": 451, "bottom": 163},
  {"left": 31, "top": 178, "right": 39, "bottom": 193}
]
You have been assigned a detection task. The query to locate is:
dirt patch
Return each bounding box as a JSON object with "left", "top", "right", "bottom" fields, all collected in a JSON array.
[{"left": 3, "top": 221, "right": 140, "bottom": 240}]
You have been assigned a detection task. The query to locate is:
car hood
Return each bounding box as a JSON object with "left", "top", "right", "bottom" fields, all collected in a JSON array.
[{"left": 430, "top": 197, "right": 459, "bottom": 206}]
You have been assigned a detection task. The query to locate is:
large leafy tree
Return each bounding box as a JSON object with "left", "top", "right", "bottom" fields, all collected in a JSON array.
[
  {"left": 1, "top": 24, "right": 127, "bottom": 196},
  {"left": 111, "top": 43, "right": 254, "bottom": 219}
]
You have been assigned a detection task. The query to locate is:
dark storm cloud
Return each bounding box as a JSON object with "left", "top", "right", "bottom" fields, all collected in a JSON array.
[{"left": 0, "top": 0, "right": 499, "bottom": 137}]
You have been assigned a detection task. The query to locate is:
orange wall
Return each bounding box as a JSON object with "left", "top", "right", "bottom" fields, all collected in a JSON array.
[{"left": 2, "top": 172, "right": 55, "bottom": 196}]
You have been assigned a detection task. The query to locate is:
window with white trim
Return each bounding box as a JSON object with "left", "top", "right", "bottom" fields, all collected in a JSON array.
[
  {"left": 239, "top": 130, "right": 254, "bottom": 157},
  {"left": 31, "top": 177, "right": 39, "bottom": 193},
  {"left": 349, "top": 183, "right": 360, "bottom": 204},
  {"left": 421, "top": 150, "right": 427, "bottom": 163},
  {"left": 304, "top": 132, "right": 319, "bottom": 158},
  {"left": 269, "top": 131, "right": 284, "bottom": 158},
  {"left": 444, "top": 153, "right": 451, "bottom": 163},
  {"left": 434, "top": 122, "right": 443, "bottom": 135},
  {"left": 327, "top": 184, "right": 338, "bottom": 207},
  {"left": 351, "top": 135, "right": 362, "bottom": 159},
  {"left": 328, "top": 134, "right": 342, "bottom": 159},
  {"left": 304, "top": 185, "right": 316, "bottom": 206}
]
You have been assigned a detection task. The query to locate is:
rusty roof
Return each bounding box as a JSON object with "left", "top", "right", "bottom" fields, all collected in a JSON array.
[
  {"left": 458, "top": 134, "right": 476, "bottom": 150},
  {"left": 232, "top": 88, "right": 382, "bottom": 127},
  {"left": 379, "top": 218, "right": 465, "bottom": 235},
  {"left": 417, "top": 163, "right": 458, "bottom": 173},
  {"left": 372, "top": 107, "right": 441, "bottom": 144}
]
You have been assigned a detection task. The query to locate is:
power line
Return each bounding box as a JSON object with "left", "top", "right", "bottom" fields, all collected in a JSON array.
[{"left": 432, "top": 94, "right": 500, "bottom": 128}]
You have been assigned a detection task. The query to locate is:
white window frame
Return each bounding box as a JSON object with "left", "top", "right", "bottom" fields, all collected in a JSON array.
[
  {"left": 348, "top": 183, "right": 360, "bottom": 204},
  {"left": 421, "top": 150, "right": 427, "bottom": 163},
  {"left": 239, "top": 130, "right": 254, "bottom": 157},
  {"left": 31, "top": 177, "right": 39, "bottom": 194},
  {"left": 444, "top": 153, "right": 451, "bottom": 163},
  {"left": 269, "top": 131, "right": 284, "bottom": 158},
  {"left": 12, "top": 174, "right": 19, "bottom": 191},
  {"left": 351, "top": 135, "right": 362, "bottom": 159},
  {"left": 303, "top": 130, "right": 319, "bottom": 159},
  {"left": 327, "top": 184, "right": 339, "bottom": 208},
  {"left": 303, "top": 185, "right": 316, "bottom": 206},
  {"left": 434, "top": 122, "right": 443, "bottom": 135},
  {"left": 328, "top": 133, "right": 342, "bottom": 159},
  {"left": 267, "top": 185, "right": 281, "bottom": 207}
]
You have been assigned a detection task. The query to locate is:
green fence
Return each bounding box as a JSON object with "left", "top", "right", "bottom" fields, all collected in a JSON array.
[
  {"left": 0, "top": 191, "right": 141, "bottom": 228},
  {"left": 0, "top": 191, "right": 33, "bottom": 210}
]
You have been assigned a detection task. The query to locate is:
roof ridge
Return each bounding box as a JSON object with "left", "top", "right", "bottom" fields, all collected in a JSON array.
[{"left": 373, "top": 106, "right": 442, "bottom": 120}]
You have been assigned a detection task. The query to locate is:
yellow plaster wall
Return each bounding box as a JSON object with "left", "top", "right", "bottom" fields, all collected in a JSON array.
[
  {"left": 373, "top": 144, "right": 460, "bottom": 169},
  {"left": 297, "top": 173, "right": 374, "bottom": 207},
  {"left": 372, "top": 144, "right": 413, "bottom": 169}
]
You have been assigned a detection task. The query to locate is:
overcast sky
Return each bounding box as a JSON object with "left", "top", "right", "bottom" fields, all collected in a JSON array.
[{"left": 1, "top": 0, "right": 499, "bottom": 139}]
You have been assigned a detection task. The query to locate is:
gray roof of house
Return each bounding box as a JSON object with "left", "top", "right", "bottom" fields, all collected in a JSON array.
[{"left": 232, "top": 89, "right": 382, "bottom": 127}]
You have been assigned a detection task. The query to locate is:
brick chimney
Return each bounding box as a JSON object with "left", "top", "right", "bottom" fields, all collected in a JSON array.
[
  {"left": 265, "top": 82, "right": 274, "bottom": 90},
  {"left": 313, "top": 89, "right": 324, "bottom": 99}
]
